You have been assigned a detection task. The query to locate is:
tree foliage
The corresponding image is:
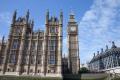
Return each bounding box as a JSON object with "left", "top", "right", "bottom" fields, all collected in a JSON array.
[{"left": 79, "top": 67, "right": 90, "bottom": 73}]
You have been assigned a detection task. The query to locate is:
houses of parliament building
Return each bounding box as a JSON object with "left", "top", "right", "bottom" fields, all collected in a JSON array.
[{"left": 0, "top": 10, "right": 80, "bottom": 77}]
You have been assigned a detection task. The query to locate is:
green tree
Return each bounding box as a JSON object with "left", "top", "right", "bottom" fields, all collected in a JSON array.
[{"left": 79, "top": 67, "right": 90, "bottom": 73}]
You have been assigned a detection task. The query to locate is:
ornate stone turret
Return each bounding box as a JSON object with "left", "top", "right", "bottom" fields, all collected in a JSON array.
[
  {"left": 12, "top": 10, "right": 17, "bottom": 24},
  {"left": 112, "top": 41, "right": 117, "bottom": 48}
]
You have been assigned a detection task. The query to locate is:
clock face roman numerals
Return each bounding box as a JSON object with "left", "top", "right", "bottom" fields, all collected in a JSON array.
[{"left": 70, "top": 26, "right": 76, "bottom": 32}]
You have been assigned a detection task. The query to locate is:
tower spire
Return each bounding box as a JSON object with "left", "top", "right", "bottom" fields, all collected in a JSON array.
[
  {"left": 2, "top": 36, "right": 5, "bottom": 44},
  {"left": 69, "top": 10, "right": 75, "bottom": 22},
  {"left": 59, "top": 9, "right": 63, "bottom": 24},
  {"left": 31, "top": 20, "right": 34, "bottom": 30},
  {"left": 46, "top": 9, "right": 49, "bottom": 24},
  {"left": 12, "top": 10, "right": 17, "bottom": 24},
  {"left": 26, "top": 9, "right": 29, "bottom": 22}
]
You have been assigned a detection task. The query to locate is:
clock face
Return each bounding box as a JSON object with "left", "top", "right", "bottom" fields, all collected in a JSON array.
[{"left": 70, "top": 27, "right": 76, "bottom": 31}]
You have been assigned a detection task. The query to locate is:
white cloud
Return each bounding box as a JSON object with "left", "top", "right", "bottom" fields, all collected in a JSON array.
[{"left": 79, "top": 0, "right": 120, "bottom": 64}]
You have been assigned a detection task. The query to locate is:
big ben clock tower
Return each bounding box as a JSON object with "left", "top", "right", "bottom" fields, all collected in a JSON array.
[{"left": 67, "top": 12, "right": 80, "bottom": 74}]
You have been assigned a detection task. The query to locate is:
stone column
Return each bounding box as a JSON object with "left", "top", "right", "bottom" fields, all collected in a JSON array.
[
  {"left": 41, "top": 32, "right": 46, "bottom": 76},
  {"left": 2, "top": 25, "right": 14, "bottom": 74},
  {"left": 16, "top": 25, "right": 27, "bottom": 75},
  {"left": 67, "top": 35, "right": 70, "bottom": 71},
  {"left": 34, "top": 33, "right": 39, "bottom": 75},
  {"left": 27, "top": 33, "right": 32, "bottom": 74},
  {"left": 57, "top": 23, "right": 62, "bottom": 76},
  {"left": 56, "top": 12, "right": 63, "bottom": 76},
  {"left": 77, "top": 35, "right": 80, "bottom": 73}
]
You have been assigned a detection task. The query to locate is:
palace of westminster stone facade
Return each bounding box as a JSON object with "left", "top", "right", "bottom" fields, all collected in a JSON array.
[{"left": 0, "top": 10, "right": 80, "bottom": 77}]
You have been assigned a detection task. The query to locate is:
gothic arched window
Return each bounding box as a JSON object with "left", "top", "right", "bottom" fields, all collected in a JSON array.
[
  {"left": 12, "top": 39, "right": 19, "bottom": 49},
  {"left": 49, "top": 54, "right": 55, "bottom": 65},
  {"left": 31, "top": 41, "right": 36, "bottom": 50},
  {"left": 31, "top": 55, "right": 34, "bottom": 64},
  {"left": 9, "top": 54, "right": 16, "bottom": 64},
  {"left": 14, "top": 27, "right": 22, "bottom": 35},
  {"left": 37, "top": 55, "right": 41, "bottom": 64},
  {"left": 50, "top": 27, "right": 56, "bottom": 33},
  {"left": 9, "top": 50, "right": 16, "bottom": 64},
  {"left": 23, "top": 55, "right": 28, "bottom": 64}
]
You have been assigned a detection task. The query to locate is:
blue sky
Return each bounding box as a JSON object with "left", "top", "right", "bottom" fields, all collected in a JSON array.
[{"left": 0, "top": 0, "right": 120, "bottom": 65}]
